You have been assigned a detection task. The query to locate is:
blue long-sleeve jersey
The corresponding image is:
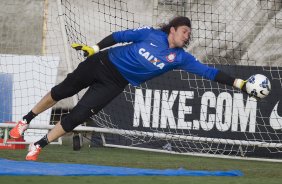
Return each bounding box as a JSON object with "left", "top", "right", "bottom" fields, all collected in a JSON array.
[{"left": 108, "top": 26, "right": 219, "bottom": 86}]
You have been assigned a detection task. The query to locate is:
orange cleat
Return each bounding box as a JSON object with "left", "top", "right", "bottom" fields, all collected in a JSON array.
[
  {"left": 9, "top": 120, "right": 28, "bottom": 139},
  {"left": 26, "top": 144, "right": 42, "bottom": 161}
]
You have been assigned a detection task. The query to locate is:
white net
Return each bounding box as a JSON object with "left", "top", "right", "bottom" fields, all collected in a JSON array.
[
  {"left": 58, "top": 0, "right": 282, "bottom": 158},
  {"left": 0, "top": 0, "right": 62, "bottom": 142}
]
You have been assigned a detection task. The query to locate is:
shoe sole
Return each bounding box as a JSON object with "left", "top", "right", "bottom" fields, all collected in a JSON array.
[
  {"left": 26, "top": 158, "right": 37, "bottom": 161},
  {"left": 9, "top": 134, "right": 21, "bottom": 139}
]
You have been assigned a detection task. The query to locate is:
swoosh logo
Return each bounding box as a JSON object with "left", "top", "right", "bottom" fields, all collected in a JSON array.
[
  {"left": 150, "top": 43, "right": 157, "bottom": 47},
  {"left": 260, "top": 90, "right": 266, "bottom": 96},
  {"left": 269, "top": 101, "right": 282, "bottom": 130}
]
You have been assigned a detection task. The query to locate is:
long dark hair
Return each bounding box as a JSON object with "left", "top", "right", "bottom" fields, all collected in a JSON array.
[
  {"left": 160, "top": 16, "right": 192, "bottom": 46},
  {"left": 160, "top": 16, "right": 191, "bottom": 34}
]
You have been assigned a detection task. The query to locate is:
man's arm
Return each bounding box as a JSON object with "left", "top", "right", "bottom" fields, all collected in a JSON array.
[
  {"left": 96, "top": 34, "right": 116, "bottom": 50},
  {"left": 179, "top": 53, "right": 246, "bottom": 91},
  {"left": 112, "top": 26, "right": 152, "bottom": 43},
  {"left": 71, "top": 26, "right": 152, "bottom": 57},
  {"left": 71, "top": 34, "right": 116, "bottom": 57},
  {"left": 214, "top": 71, "right": 246, "bottom": 91}
]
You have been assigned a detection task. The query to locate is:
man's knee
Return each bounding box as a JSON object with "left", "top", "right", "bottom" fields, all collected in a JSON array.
[
  {"left": 51, "top": 82, "right": 78, "bottom": 102},
  {"left": 60, "top": 105, "right": 93, "bottom": 132}
]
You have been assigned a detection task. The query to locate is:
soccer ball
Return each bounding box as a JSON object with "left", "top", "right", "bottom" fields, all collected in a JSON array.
[{"left": 246, "top": 74, "right": 271, "bottom": 99}]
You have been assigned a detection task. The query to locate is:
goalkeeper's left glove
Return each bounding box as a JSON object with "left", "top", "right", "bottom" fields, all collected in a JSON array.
[
  {"left": 71, "top": 43, "right": 100, "bottom": 57},
  {"left": 233, "top": 78, "right": 260, "bottom": 100},
  {"left": 233, "top": 79, "right": 247, "bottom": 92}
]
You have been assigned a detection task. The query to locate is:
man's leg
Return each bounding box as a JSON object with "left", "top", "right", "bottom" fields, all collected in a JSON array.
[
  {"left": 25, "top": 121, "right": 66, "bottom": 161},
  {"left": 26, "top": 104, "right": 94, "bottom": 161},
  {"left": 25, "top": 53, "right": 128, "bottom": 160},
  {"left": 10, "top": 55, "right": 100, "bottom": 139},
  {"left": 32, "top": 91, "right": 57, "bottom": 115},
  {"left": 10, "top": 92, "right": 57, "bottom": 139}
]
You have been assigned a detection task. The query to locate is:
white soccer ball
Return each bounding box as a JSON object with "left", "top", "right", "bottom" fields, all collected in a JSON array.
[{"left": 246, "top": 74, "right": 271, "bottom": 99}]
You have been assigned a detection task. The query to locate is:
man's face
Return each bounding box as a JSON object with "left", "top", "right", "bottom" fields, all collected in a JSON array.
[{"left": 169, "top": 25, "right": 191, "bottom": 48}]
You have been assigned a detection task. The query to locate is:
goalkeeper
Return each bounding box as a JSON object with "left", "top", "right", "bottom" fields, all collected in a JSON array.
[{"left": 10, "top": 16, "right": 247, "bottom": 161}]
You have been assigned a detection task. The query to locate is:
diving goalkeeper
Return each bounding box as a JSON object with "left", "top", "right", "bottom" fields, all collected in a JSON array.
[{"left": 10, "top": 16, "right": 248, "bottom": 161}]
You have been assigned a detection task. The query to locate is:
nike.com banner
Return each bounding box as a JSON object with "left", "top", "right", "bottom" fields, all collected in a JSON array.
[{"left": 93, "top": 65, "right": 282, "bottom": 154}]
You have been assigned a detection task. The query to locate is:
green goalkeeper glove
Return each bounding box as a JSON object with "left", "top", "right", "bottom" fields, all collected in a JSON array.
[{"left": 71, "top": 43, "right": 100, "bottom": 57}]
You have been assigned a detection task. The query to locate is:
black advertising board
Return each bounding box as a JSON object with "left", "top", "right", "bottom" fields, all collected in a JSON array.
[{"left": 91, "top": 65, "right": 282, "bottom": 158}]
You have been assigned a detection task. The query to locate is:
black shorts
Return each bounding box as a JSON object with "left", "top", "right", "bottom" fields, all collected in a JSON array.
[{"left": 51, "top": 50, "right": 128, "bottom": 113}]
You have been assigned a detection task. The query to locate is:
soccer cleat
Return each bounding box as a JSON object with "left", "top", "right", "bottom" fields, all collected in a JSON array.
[
  {"left": 9, "top": 120, "right": 28, "bottom": 139},
  {"left": 26, "top": 144, "right": 42, "bottom": 161}
]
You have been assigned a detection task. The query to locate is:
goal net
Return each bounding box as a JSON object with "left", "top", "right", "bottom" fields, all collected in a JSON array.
[
  {"left": 0, "top": 0, "right": 281, "bottom": 159},
  {"left": 60, "top": 0, "right": 282, "bottom": 159}
]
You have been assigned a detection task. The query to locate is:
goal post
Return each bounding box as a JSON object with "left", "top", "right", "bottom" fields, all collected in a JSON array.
[{"left": 0, "top": 0, "right": 281, "bottom": 161}]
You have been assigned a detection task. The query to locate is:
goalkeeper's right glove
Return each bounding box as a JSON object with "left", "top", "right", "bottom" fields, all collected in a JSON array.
[{"left": 71, "top": 43, "right": 100, "bottom": 57}]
